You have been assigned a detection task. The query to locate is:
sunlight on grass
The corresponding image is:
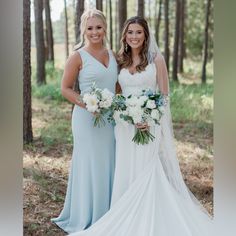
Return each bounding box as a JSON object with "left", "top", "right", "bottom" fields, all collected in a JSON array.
[
  {"left": 40, "top": 120, "right": 72, "bottom": 146},
  {"left": 170, "top": 82, "right": 213, "bottom": 125},
  {"left": 31, "top": 63, "right": 66, "bottom": 102}
]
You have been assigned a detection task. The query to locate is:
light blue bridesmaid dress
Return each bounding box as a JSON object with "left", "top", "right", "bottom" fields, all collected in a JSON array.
[{"left": 51, "top": 48, "right": 118, "bottom": 233}]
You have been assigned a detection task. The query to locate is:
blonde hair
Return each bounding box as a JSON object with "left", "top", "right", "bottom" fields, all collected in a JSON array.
[
  {"left": 117, "top": 16, "right": 150, "bottom": 72},
  {"left": 74, "top": 9, "right": 108, "bottom": 50}
]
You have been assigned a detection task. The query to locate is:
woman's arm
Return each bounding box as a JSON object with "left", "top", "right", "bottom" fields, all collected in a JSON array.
[
  {"left": 115, "top": 82, "right": 122, "bottom": 94},
  {"left": 61, "top": 51, "right": 86, "bottom": 108},
  {"left": 111, "top": 50, "right": 122, "bottom": 95}
]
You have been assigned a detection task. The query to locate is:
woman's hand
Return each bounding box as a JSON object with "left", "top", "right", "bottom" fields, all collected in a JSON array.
[
  {"left": 76, "top": 96, "right": 87, "bottom": 109},
  {"left": 78, "top": 101, "right": 86, "bottom": 109},
  {"left": 92, "top": 111, "right": 99, "bottom": 116},
  {"left": 135, "top": 122, "right": 149, "bottom": 131}
]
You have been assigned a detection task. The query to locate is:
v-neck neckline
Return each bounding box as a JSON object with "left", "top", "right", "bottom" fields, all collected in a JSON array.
[
  {"left": 82, "top": 48, "right": 110, "bottom": 69},
  {"left": 122, "top": 64, "right": 152, "bottom": 76}
]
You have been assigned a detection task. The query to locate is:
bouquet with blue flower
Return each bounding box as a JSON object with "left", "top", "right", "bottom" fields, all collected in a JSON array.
[{"left": 110, "top": 89, "right": 168, "bottom": 145}]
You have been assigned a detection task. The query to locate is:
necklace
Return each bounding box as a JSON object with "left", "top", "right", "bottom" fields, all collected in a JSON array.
[{"left": 128, "top": 57, "right": 140, "bottom": 74}]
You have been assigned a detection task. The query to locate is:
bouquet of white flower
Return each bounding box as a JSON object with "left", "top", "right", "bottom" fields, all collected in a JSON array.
[
  {"left": 80, "top": 83, "right": 114, "bottom": 127},
  {"left": 111, "top": 89, "right": 168, "bottom": 145}
]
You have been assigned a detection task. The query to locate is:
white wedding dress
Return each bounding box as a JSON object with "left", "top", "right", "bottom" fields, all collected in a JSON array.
[{"left": 69, "top": 63, "right": 213, "bottom": 236}]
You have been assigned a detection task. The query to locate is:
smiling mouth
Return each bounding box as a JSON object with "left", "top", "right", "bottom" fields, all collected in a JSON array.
[
  {"left": 91, "top": 36, "right": 100, "bottom": 39},
  {"left": 129, "top": 41, "right": 140, "bottom": 45}
]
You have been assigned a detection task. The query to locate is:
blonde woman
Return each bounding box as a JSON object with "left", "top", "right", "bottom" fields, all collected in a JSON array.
[{"left": 51, "top": 9, "right": 118, "bottom": 233}]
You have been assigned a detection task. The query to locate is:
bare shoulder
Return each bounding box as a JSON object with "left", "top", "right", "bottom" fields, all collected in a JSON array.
[
  {"left": 153, "top": 53, "right": 165, "bottom": 65},
  {"left": 66, "top": 50, "right": 82, "bottom": 69},
  {"left": 153, "top": 54, "right": 167, "bottom": 72}
]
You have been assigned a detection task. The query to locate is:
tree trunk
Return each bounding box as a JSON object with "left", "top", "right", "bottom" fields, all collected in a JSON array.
[
  {"left": 201, "top": 0, "right": 211, "bottom": 84},
  {"left": 172, "top": 0, "right": 181, "bottom": 82},
  {"left": 178, "top": 0, "right": 185, "bottom": 73},
  {"left": 148, "top": 0, "right": 152, "bottom": 26},
  {"left": 115, "top": 0, "right": 119, "bottom": 51},
  {"left": 164, "top": 0, "right": 169, "bottom": 72},
  {"left": 44, "top": 0, "right": 54, "bottom": 63},
  {"left": 96, "top": 0, "right": 103, "bottom": 11},
  {"left": 72, "top": 0, "right": 76, "bottom": 43},
  {"left": 75, "top": 0, "right": 84, "bottom": 44},
  {"left": 74, "top": 0, "right": 84, "bottom": 97},
  {"left": 106, "top": 0, "right": 108, "bottom": 18},
  {"left": 118, "top": 0, "right": 127, "bottom": 47},
  {"left": 155, "top": 0, "right": 162, "bottom": 45},
  {"left": 138, "top": 0, "right": 144, "bottom": 18},
  {"left": 23, "top": 0, "right": 33, "bottom": 144},
  {"left": 64, "top": 0, "right": 69, "bottom": 59},
  {"left": 109, "top": 0, "right": 113, "bottom": 49},
  {"left": 34, "top": 0, "right": 46, "bottom": 85}
]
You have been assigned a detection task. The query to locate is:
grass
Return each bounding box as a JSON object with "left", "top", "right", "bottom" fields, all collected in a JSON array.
[
  {"left": 170, "top": 81, "right": 213, "bottom": 123},
  {"left": 31, "top": 97, "right": 72, "bottom": 154},
  {"left": 24, "top": 51, "right": 213, "bottom": 235},
  {"left": 31, "top": 62, "right": 65, "bottom": 102}
]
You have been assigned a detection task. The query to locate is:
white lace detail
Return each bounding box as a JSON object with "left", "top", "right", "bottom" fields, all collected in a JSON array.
[{"left": 118, "top": 64, "right": 158, "bottom": 97}]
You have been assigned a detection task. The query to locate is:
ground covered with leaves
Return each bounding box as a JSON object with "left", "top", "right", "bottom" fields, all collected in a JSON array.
[{"left": 23, "top": 85, "right": 213, "bottom": 235}]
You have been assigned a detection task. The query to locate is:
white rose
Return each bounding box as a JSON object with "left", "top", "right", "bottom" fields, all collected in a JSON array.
[
  {"left": 132, "top": 115, "right": 142, "bottom": 124},
  {"left": 99, "top": 99, "right": 112, "bottom": 108},
  {"left": 126, "top": 96, "right": 139, "bottom": 107},
  {"left": 146, "top": 100, "right": 156, "bottom": 109},
  {"left": 82, "top": 93, "right": 90, "bottom": 103},
  {"left": 102, "top": 88, "right": 114, "bottom": 101},
  {"left": 83, "top": 94, "right": 99, "bottom": 112},
  {"left": 158, "top": 106, "right": 165, "bottom": 114},
  {"left": 128, "top": 106, "right": 143, "bottom": 117},
  {"left": 151, "top": 109, "right": 160, "bottom": 120},
  {"left": 128, "top": 106, "right": 143, "bottom": 124},
  {"left": 137, "top": 95, "right": 148, "bottom": 106}
]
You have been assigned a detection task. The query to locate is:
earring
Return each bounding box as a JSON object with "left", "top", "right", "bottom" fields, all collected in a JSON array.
[{"left": 125, "top": 43, "right": 128, "bottom": 52}]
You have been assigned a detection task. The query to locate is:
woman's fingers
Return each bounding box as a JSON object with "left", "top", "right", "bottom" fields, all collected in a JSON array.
[{"left": 135, "top": 123, "right": 149, "bottom": 131}]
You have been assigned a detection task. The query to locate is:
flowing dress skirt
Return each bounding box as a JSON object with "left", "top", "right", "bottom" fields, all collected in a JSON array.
[{"left": 51, "top": 105, "right": 115, "bottom": 233}]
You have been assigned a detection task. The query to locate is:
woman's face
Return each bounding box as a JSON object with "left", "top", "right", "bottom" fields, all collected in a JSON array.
[
  {"left": 85, "top": 17, "right": 105, "bottom": 45},
  {"left": 125, "top": 23, "right": 145, "bottom": 50}
]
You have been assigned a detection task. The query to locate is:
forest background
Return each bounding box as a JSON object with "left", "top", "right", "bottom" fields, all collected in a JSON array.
[{"left": 23, "top": 0, "right": 213, "bottom": 235}]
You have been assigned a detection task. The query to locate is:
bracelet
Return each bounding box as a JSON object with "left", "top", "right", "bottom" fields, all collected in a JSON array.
[{"left": 76, "top": 94, "right": 84, "bottom": 106}]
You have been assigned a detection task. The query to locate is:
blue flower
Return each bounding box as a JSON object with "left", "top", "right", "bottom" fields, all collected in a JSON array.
[
  {"left": 144, "top": 89, "right": 154, "bottom": 96},
  {"left": 156, "top": 98, "right": 164, "bottom": 106}
]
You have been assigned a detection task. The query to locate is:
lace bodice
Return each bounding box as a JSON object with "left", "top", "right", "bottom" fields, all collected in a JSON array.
[{"left": 118, "top": 63, "right": 157, "bottom": 97}]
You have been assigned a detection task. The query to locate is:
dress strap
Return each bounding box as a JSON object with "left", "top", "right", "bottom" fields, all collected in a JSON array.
[{"left": 108, "top": 49, "right": 116, "bottom": 60}]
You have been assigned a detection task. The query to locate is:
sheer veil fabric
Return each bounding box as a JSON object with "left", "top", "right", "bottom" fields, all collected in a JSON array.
[{"left": 149, "top": 26, "right": 211, "bottom": 217}]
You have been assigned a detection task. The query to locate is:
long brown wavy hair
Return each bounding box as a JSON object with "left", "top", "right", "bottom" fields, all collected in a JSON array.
[{"left": 117, "top": 16, "right": 150, "bottom": 72}]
